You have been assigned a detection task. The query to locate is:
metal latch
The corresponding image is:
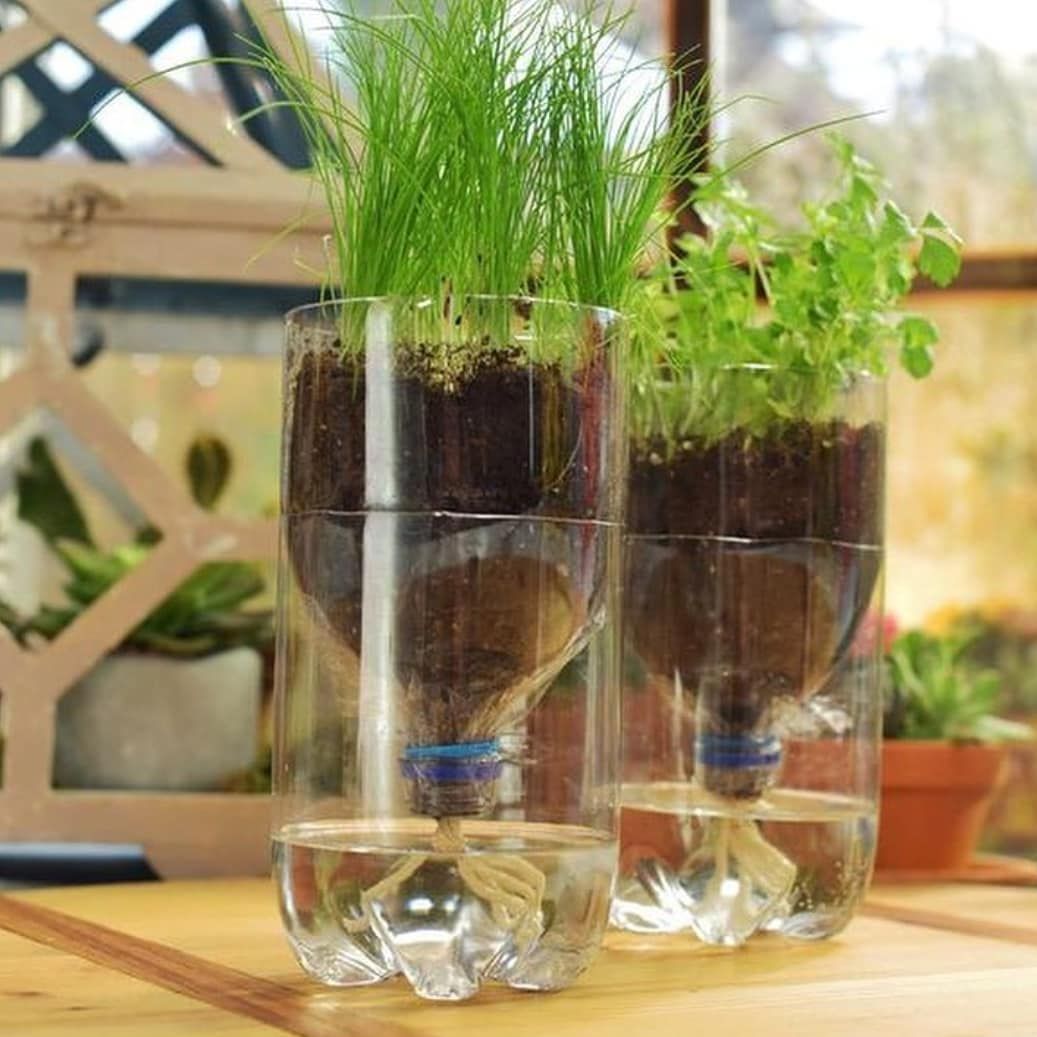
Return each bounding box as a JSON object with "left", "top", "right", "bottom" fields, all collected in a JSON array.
[{"left": 27, "top": 181, "right": 126, "bottom": 248}]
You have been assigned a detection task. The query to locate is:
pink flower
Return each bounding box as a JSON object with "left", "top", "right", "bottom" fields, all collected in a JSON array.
[{"left": 852, "top": 612, "right": 899, "bottom": 658}]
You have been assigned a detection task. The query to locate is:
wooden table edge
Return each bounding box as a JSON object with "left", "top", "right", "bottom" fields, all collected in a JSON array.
[{"left": 0, "top": 893, "right": 419, "bottom": 1037}]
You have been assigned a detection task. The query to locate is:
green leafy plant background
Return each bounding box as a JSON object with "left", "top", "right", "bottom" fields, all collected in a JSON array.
[
  {"left": 630, "top": 134, "right": 962, "bottom": 446},
  {"left": 0, "top": 436, "right": 271, "bottom": 659}
]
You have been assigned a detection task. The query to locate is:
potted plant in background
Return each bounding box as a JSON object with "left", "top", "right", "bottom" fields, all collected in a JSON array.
[
  {"left": 930, "top": 603, "right": 1037, "bottom": 860},
  {"left": 0, "top": 435, "right": 272, "bottom": 791},
  {"left": 614, "top": 136, "right": 964, "bottom": 945},
  {"left": 880, "top": 627, "right": 1034, "bottom": 876}
]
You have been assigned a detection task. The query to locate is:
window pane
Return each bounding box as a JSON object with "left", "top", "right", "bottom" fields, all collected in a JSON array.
[
  {"left": 717, "top": 0, "right": 1037, "bottom": 248},
  {"left": 0, "top": 271, "right": 26, "bottom": 379},
  {"left": 75, "top": 275, "right": 317, "bottom": 520},
  {"left": 560, "top": 0, "right": 669, "bottom": 58},
  {"left": 887, "top": 297, "right": 1037, "bottom": 625},
  {"left": 887, "top": 296, "right": 1037, "bottom": 859}
]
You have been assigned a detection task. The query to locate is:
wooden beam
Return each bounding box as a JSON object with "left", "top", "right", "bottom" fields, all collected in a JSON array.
[
  {"left": 0, "top": 157, "right": 326, "bottom": 231},
  {"left": 670, "top": 0, "right": 711, "bottom": 238},
  {"left": 38, "top": 368, "right": 200, "bottom": 529},
  {"left": 0, "top": 220, "right": 327, "bottom": 290},
  {"left": 0, "top": 18, "right": 51, "bottom": 77},
  {"left": 240, "top": 0, "right": 335, "bottom": 102},
  {"left": 0, "top": 367, "right": 40, "bottom": 441},
  {"left": 0, "top": 1, "right": 133, "bottom": 79},
  {"left": 0, "top": 630, "right": 31, "bottom": 701},
  {"left": 913, "top": 251, "right": 1037, "bottom": 296},
  {"left": 31, "top": 537, "right": 199, "bottom": 706},
  {"left": 0, "top": 688, "right": 55, "bottom": 797},
  {"left": 16, "top": 221, "right": 328, "bottom": 285},
  {"left": 0, "top": 793, "right": 271, "bottom": 877},
  {"left": 19, "top": 0, "right": 283, "bottom": 170},
  {"left": 203, "top": 516, "right": 279, "bottom": 561},
  {"left": 23, "top": 260, "right": 75, "bottom": 365}
]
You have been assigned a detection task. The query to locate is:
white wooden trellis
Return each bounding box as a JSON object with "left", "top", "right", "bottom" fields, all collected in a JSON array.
[{"left": 0, "top": 0, "right": 331, "bottom": 876}]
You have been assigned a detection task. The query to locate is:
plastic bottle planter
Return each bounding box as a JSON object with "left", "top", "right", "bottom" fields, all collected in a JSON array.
[
  {"left": 274, "top": 297, "right": 624, "bottom": 1001},
  {"left": 614, "top": 367, "right": 885, "bottom": 946}
]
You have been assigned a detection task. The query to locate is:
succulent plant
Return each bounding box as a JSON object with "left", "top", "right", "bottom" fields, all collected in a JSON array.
[
  {"left": 0, "top": 437, "right": 270, "bottom": 659},
  {"left": 883, "top": 629, "right": 1032, "bottom": 743}
]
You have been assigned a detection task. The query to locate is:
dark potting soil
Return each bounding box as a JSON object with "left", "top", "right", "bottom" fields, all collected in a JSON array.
[
  {"left": 627, "top": 420, "right": 885, "bottom": 544},
  {"left": 625, "top": 421, "right": 886, "bottom": 798},
  {"left": 285, "top": 346, "right": 598, "bottom": 518}
]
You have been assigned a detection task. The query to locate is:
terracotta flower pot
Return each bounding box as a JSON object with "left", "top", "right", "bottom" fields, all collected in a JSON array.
[
  {"left": 618, "top": 678, "right": 691, "bottom": 876},
  {"left": 877, "top": 741, "right": 1006, "bottom": 872},
  {"left": 779, "top": 737, "right": 858, "bottom": 794},
  {"left": 984, "top": 718, "right": 1037, "bottom": 856},
  {"left": 619, "top": 806, "right": 684, "bottom": 875}
]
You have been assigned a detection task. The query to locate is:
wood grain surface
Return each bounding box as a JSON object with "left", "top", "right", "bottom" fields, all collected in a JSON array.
[
  {"left": 0, "top": 896, "right": 413, "bottom": 1037},
  {"left": 0, "top": 923, "right": 285, "bottom": 1037},
  {"left": 1, "top": 879, "right": 1036, "bottom": 1036},
  {"left": 864, "top": 882, "right": 1037, "bottom": 946}
]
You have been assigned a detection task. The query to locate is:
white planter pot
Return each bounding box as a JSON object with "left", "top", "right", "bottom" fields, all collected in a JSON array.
[{"left": 54, "top": 647, "right": 262, "bottom": 791}]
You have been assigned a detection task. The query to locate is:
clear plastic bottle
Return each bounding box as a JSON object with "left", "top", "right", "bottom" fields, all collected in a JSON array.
[
  {"left": 614, "top": 367, "right": 885, "bottom": 946},
  {"left": 273, "top": 297, "right": 624, "bottom": 1000}
]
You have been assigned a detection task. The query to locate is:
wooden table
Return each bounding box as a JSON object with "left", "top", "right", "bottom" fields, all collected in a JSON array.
[{"left": 2, "top": 878, "right": 1036, "bottom": 1035}]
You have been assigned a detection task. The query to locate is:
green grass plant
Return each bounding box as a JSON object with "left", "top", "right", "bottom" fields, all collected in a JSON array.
[{"left": 247, "top": 0, "right": 709, "bottom": 349}]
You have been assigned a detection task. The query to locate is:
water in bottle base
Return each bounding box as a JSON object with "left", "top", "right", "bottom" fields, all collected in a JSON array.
[
  {"left": 274, "top": 819, "right": 615, "bottom": 1001},
  {"left": 612, "top": 784, "right": 875, "bottom": 946}
]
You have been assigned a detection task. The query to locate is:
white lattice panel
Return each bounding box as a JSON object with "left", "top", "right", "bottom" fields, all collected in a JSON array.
[{"left": 0, "top": 1, "right": 329, "bottom": 876}]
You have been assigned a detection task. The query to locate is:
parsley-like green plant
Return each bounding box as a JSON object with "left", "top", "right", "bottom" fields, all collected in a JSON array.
[
  {"left": 631, "top": 134, "right": 964, "bottom": 444},
  {"left": 883, "top": 629, "right": 1032, "bottom": 744}
]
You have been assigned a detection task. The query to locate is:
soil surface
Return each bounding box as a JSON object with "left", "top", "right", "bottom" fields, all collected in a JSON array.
[{"left": 627, "top": 421, "right": 884, "bottom": 544}]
